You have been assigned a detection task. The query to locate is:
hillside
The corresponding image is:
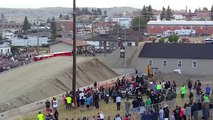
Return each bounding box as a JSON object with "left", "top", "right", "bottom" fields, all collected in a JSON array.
[
  {"left": 0, "top": 56, "right": 118, "bottom": 113},
  {"left": 0, "top": 7, "right": 137, "bottom": 22}
]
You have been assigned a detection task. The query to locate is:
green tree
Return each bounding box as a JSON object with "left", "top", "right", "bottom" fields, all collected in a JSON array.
[
  {"left": 132, "top": 16, "right": 147, "bottom": 31},
  {"left": 142, "top": 5, "right": 148, "bottom": 21},
  {"left": 160, "top": 7, "right": 166, "bottom": 20},
  {"left": 147, "top": 5, "right": 153, "bottom": 21},
  {"left": 51, "top": 17, "right": 57, "bottom": 42},
  {"left": 166, "top": 6, "right": 173, "bottom": 20},
  {"left": 168, "top": 35, "right": 179, "bottom": 43},
  {"left": 59, "top": 13, "right": 63, "bottom": 19},
  {"left": 22, "top": 16, "right": 31, "bottom": 33},
  {"left": 211, "top": 5, "right": 213, "bottom": 21},
  {"left": 103, "top": 10, "right": 108, "bottom": 17},
  {"left": 159, "top": 38, "right": 165, "bottom": 43},
  {"left": 63, "top": 15, "right": 70, "bottom": 20}
]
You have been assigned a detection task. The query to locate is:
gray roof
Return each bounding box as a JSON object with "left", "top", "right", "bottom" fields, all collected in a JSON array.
[
  {"left": 147, "top": 21, "right": 213, "bottom": 26},
  {"left": 139, "top": 43, "right": 213, "bottom": 59}
]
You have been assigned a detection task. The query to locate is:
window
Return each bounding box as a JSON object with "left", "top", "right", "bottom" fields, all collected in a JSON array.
[
  {"left": 192, "top": 60, "right": 197, "bottom": 68},
  {"left": 177, "top": 60, "right": 182, "bottom": 68},
  {"left": 0, "top": 49, "right": 2, "bottom": 54},
  {"left": 162, "top": 60, "right": 167, "bottom": 67},
  {"left": 148, "top": 59, "right": 153, "bottom": 67}
]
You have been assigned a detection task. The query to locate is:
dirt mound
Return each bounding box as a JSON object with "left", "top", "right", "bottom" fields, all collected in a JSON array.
[
  {"left": 152, "top": 72, "right": 188, "bottom": 85},
  {"left": 0, "top": 57, "right": 118, "bottom": 113}
]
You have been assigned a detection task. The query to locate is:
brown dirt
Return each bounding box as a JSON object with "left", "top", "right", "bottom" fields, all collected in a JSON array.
[{"left": 0, "top": 57, "right": 118, "bottom": 113}]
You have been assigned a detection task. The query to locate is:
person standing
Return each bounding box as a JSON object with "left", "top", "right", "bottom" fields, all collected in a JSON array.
[
  {"left": 185, "top": 104, "right": 191, "bottom": 120},
  {"left": 159, "top": 107, "right": 164, "bottom": 120},
  {"left": 80, "top": 96, "right": 85, "bottom": 112},
  {"left": 124, "top": 98, "right": 131, "bottom": 116},
  {"left": 205, "top": 84, "right": 211, "bottom": 96},
  {"left": 45, "top": 100, "right": 50, "bottom": 113},
  {"left": 174, "top": 106, "right": 180, "bottom": 120},
  {"left": 52, "top": 97, "right": 58, "bottom": 111},
  {"left": 164, "top": 105, "right": 170, "bottom": 120},
  {"left": 66, "top": 95, "right": 72, "bottom": 110},
  {"left": 116, "top": 95, "right": 121, "bottom": 111},
  {"left": 146, "top": 96, "right": 152, "bottom": 112},
  {"left": 54, "top": 110, "right": 59, "bottom": 120},
  {"left": 37, "top": 111, "right": 44, "bottom": 120},
  {"left": 86, "top": 96, "right": 91, "bottom": 110},
  {"left": 180, "top": 85, "right": 186, "bottom": 100}
]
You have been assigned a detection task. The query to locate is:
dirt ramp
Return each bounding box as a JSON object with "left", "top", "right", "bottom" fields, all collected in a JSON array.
[
  {"left": 152, "top": 72, "right": 188, "bottom": 85},
  {"left": 0, "top": 57, "right": 118, "bottom": 113}
]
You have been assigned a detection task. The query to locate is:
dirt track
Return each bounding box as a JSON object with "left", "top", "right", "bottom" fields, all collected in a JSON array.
[{"left": 0, "top": 56, "right": 118, "bottom": 113}]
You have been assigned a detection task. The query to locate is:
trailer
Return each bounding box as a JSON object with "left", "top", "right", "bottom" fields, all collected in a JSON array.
[{"left": 174, "top": 29, "right": 196, "bottom": 36}]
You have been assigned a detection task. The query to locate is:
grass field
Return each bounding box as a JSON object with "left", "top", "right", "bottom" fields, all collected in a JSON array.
[{"left": 19, "top": 82, "right": 212, "bottom": 120}]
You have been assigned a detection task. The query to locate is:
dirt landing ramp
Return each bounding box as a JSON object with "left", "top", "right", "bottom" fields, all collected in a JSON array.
[{"left": 0, "top": 57, "right": 118, "bottom": 113}]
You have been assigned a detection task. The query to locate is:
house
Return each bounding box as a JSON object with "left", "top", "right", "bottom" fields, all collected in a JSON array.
[
  {"left": 0, "top": 42, "right": 11, "bottom": 55},
  {"left": 86, "top": 28, "right": 143, "bottom": 49},
  {"left": 56, "top": 20, "right": 73, "bottom": 32},
  {"left": 147, "top": 20, "right": 213, "bottom": 35},
  {"left": 50, "top": 38, "right": 90, "bottom": 53},
  {"left": 138, "top": 43, "right": 213, "bottom": 75}
]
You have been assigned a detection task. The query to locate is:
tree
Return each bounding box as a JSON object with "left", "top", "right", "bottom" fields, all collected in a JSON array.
[
  {"left": 63, "top": 15, "right": 70, "bottom": 20},
  {"left": 103, "top": 10, "right": 108, "bottom": 17},
  {"left": 211, "top": 5, "right": 213, "bottom": 21},
  {"left": 142, "top": 5, "right": 148, "bottom": 21},
  {"left": 97, "top": 8, "right": 102, "bottom": 15},
  {"left": 160, "top": 7, "right": 166, "bottom": 20},
  {"left": 59, "top": 13, "right": 63, "bottom": 19},
  {"left": 166, "top": 6, "right": 173, "bottom": 20},
  {"left": 159, "top": 38, "right": 165, "bottom": 43},
  {"left": 132, "top": 16, "right": 147, "bottom": 31},
  {"left": 147, "top": 5, "right": 153, "bottom": 21},
  {"left": 168, "top": 35, "right": 179, "bottom": 43},
  {"left": 22, "top": 16, "right": 31, "bottom": 33},
  {"left": 46, "top": 18, "right": 51, "bottom": 23},
  {"left": 51, "top": 17, "right": 57, "bottom": 42}
]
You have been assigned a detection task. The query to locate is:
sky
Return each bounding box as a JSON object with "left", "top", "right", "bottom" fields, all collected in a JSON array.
[{"left": 0, "top": 0, "right": 212, "bottom": 10}]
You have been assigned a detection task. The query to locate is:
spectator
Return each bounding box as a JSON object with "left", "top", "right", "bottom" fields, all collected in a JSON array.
[
  {"left": 116, "top": 95, "right": 121, "bottom": 111},
  {"left": 52, "top": 97, "right": 58, "bottom": 111},
  {"left": 145, "top": 96, "right": 151, "bottom": 112},
  {"left": 159, "top": 107, "right": 164, "bottom": 120},
  {"left": 54, "top": 110, "right": 59, "bottom": 120},
  {"left": 124, "top": 98, "right": 131, "bottom": 116},
  {"left": 37, "top": 111, "right": 44, "bottom": 120},
  {"left": 86, "top": 96, "right": 91, "bottom": 110},
  {"left": 114, "top": 114, "right": 122, "bottom": 120},
  {"left": 80, "top": 96, "right": 85, "bottom": 112},
  {"left": 164, "top": 105, "right": 170, "bottom": 120},
  {"left": 45, "top": 100, "right": 50, "bottom": 113},
  {"left": 124, "top": 115, "right": 130, "bottom": 120},
  {"left": 66, "top": 95, "right": 72, "bottom": 110},
  {"left": 132, "top": 98, "right": 139, "bottom": 114},
  {"left": 180, "top": 84, "right": 186, "bottom": 100},
  {"left": 185, "top": 104, "right": 191, "bottom": 120},
  {"left": 174, "top": 106, "right": 180, "bottom": 120},
  {"left": 205, "top": 84, "right": 211, "bottom": 95}
]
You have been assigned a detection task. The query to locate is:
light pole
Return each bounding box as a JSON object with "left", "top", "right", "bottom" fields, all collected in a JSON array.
[
  {"left": 37, "top": 17, "right": 39, "bottom": 54},
  {"left": 72, "top": 0, "right": 77, "bottom": 108}
]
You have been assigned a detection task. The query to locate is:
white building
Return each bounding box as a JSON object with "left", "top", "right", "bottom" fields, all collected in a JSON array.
[{"left": 0, "top": 42, "right": 11, "bottom": 55}]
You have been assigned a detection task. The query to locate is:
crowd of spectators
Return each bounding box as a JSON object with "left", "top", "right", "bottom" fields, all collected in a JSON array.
[
  {"left": 0, "top": 51, "right": 37, "bottom": 73},
  {"left": 37, "top": 73, "right": 213, "bottom": 120}
]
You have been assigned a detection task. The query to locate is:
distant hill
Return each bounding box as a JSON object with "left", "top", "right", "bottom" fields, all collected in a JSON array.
[{"left": 0, "top": 7, "right": 137, "bottom": 23}]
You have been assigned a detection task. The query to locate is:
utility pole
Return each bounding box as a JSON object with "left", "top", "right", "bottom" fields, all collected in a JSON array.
[
  {"left": 37, "top": 17, "right": 39, "bottom": 54},
  {"left": 91, "top": 11, "right": 94, "bottom": 37},
  {"left": 139, "top": 10, "right": 141, "bottom": 32},
  {"left": 72, "top": 0, "right": 77, "bottom": 108}
]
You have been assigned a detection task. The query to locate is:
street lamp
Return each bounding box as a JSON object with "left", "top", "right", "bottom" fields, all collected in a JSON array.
[{"left": 72, "top": 0, "right": 77, "bottom": 108}]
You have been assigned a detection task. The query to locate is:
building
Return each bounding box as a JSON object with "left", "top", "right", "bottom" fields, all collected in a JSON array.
[
  {"left": 147, "top": 20, "right": 213, "bottom": 35},
  {"left": 0, "top": 42, "right": 11, "bottom": 55},
  {"left": 86, "top": 28, "right": 143, "bottom": 49},
  {"left": 0, "top": 13, "right": 21, "bottom": 30},
  {"left": 50, "top": 38, "right": 90, "bottom": 53},
  {"left": 138, "top": 43, "right": 213, "bottom": 75},
  {"left": 56, "top": 20, "right": 73, "bottom": 32}
]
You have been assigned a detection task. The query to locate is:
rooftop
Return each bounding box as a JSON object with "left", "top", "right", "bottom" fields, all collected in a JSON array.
[
  {"left": 139, "top": 43, "right": 213, "bottom": 59},
  {"left": 147, "top": 20, "right": 213, "bottom": 26},
  {"left": 53, "top": 38, "right": 89, "bottom": 47}
]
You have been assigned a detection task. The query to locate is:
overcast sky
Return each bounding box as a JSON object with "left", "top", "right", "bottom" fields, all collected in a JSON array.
[{"left": 0, "top": 0, "right": 212, "bottom": 10}]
